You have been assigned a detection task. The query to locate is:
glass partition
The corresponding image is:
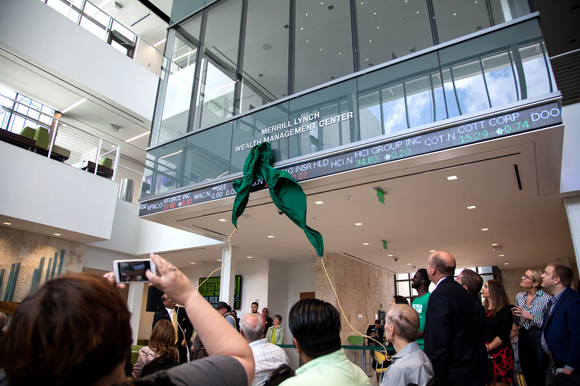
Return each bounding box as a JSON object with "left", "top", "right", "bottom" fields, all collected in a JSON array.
[{"left": 143, "top": 17, "right": 555, "bottom": 198}]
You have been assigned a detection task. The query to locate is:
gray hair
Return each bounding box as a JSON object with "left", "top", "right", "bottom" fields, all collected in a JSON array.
[{"left": 240, "top": 313, "right": 263, "bottom": 342}]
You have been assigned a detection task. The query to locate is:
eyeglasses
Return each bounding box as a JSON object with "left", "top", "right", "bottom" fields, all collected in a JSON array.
[{"left": 521, "top": 274, "right": 534, "bottom": 281}]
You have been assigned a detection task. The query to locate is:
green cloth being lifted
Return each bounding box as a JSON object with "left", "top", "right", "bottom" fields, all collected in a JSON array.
[{"left": 232, "top": 142, "right": 324, "bottom": 257}]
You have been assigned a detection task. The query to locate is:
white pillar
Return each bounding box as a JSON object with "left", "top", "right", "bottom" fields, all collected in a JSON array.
[
  {"left": 564, "top": 195, "right": 580, "bottom": 275},
  {"left": 500, "top": 0, "right": 513, "bottom": 21},
  {"left": 219, "top": 245, "right": 237, "bottom": 306},
  {"left": 127, "top": 282, "right": 144, "bottom": 345}
]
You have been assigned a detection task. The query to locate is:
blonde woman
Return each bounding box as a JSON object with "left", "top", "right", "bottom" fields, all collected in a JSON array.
[
  {"left": 512, "top": 269, "right": 551, "bottom": 386},
  {"left": 265, "top": 314, "right": 285, "bottom": 345},
  {"left": 132, "top": 319, "right": 179, "bottom": 378}
]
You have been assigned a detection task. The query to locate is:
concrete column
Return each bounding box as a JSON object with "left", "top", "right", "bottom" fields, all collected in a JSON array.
[
  {"left": 219, "top": 245, "right": 237, "bottom": 306},
  {"left": 127, "top": 282, "right": 144, "bottom": 345},
  {"left": 564, "top": 195, "right": 580, "bottom": 273}
]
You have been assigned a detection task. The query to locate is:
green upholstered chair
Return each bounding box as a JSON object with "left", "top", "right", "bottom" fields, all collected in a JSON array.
[
  {"left": 33, "top": 127, "right": 71, "bottom": 160},
  {"left": 98, "top": 157, "right": 113, "bottom": 169},
  {"left": 19, "top": 126, "right": 36, "bottom": 140}
]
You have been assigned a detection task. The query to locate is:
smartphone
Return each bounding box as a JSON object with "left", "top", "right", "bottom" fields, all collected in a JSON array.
[{"left": 112, "top": 259, "right": 156, "bottom": 283}]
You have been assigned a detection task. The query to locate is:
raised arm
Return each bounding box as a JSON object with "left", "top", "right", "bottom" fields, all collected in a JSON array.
[{"left": 146, "top": 254, "right": 255, "bottom": 386}]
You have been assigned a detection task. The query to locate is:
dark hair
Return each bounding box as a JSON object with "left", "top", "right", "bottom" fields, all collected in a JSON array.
[
  {"left": 252, "top": 302, "right": 259, "bottom": 307},
  {"left": 460, "top": 269, "right": 483, "bottom": 296},
  {"left": 483, "top": 280, "right": 509, "bottom": 318},
  {"left": 288, "top": 299, "right": 341, "bottom": 359},
  {"left": 431, "top": 253, "right": 455, "bottom": 275},
  {"left": 0, "top": 274, "right": 132, "bottom": 386},
  {"left": 374, "top": 319, "right": 380, "bottom": 324},
  {"left": 415, "top": 269, "right": 431, "bottom": 286},
  {"left": 149, "top": 320, "right": 178, "bottom": 362},
  {"left": 393, "top": 295, "right": 409, "bottom": 305},
  {"left": 548, "top": 262, "right": 573, "bottom": 287},
  {"left": 274, "top": 314, "right": 282, "bottom": 323}
]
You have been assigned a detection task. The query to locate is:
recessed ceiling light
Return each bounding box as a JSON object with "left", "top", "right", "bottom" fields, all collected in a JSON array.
[
  {"left": 504, "top": 262, "right": 509, "bottom": 265},
  {"left": 125, "top": 131, "right": 149, "bottom": 143},
  {"left": 3, "top": 222, "right": 11, "bottom": 225},
  {"left": 406, "top": 263, "right": 412, "bottom": 265},
  {"left": 190, "top": 262, "right": 196, "bottom": 265},
  {"left": 481, "top": 228, "right": 489, "bottom": 231},
  {"left": 153, "top": 38, "right": 166, "bottom": 47},
  {"left": 467, "top": 206, "right": 476, "bottom": 209},
  {"left": 430, "top": 250, "right": 436, "bottom": 252},
  {"left": 388, "top": 254, "right": 393, "bottom": 257},
  {"left": 54, "top": 233, "right": 61, "bottom": 236},
  {"left": 314, "top": 201, "right": 324, "bottom": 205},
  {"left": 218, "top": 219, "right": 227, "bottom": 222},
  {"left": 492, "top": 243, "right": 498, "bottom": 246},
  {"left": 499, "top": 254, "right": 504, "bottom": 257},
  {"left": 217, "top": 259, "right": 222, "bottom": 262},
  {"left": 61, "top": 98, "right": 87, "bottom": 114},
  {"left": 447, "top": 176, "right": 458, "bottom": 180},
  {"left": 267, "top": 235, "right": 274, "bottom": 238},
  {"left": 247, "top": 256, "right": 253, "bottom": 259},
  {"left": 363, "top": 243, "right": 369, "bottom": 245},
  {"left": 355, "top": 223, "right": 363, "bottom": 226}
]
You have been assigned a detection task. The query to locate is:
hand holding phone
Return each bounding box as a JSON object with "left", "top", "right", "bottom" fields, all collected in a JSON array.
[{"left": 112, "top": 259, "right": 156, "bottom": 283}]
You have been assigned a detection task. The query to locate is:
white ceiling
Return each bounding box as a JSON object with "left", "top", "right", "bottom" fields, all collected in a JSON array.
[{"left": 142, "top": 123, "right": 576, "bottom": 273}]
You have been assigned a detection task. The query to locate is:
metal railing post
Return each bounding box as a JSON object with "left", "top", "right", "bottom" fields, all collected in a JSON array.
[
  {"left": 112, "top": 145, "right": 121, "bottom": 181},
  {"left": 95, "top": 138, "right": 103, "bottom": 175}
]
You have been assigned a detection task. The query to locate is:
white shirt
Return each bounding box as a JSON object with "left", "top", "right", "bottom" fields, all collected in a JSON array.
[
  {"left": 249, "top": 338, "right": 289, "bottom": 386},
  {"left": 166, "top": 307, "right": 175, "bottom": 323}
]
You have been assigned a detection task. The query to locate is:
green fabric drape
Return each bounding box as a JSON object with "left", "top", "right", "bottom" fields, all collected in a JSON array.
[{"left": 232, "top": 142, "right": 324, "bottom": 257}]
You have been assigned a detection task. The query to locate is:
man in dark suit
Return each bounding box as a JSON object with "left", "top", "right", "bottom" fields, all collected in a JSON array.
[
  {"left": 541, "top": 262, "right": 580, "bottom": 385},
  {"left": 153, "top": 293, "right": 193, "bottom": 363},
  {"left": 365, "top": 319, "right": 384, "bottom": 345},
  {"left": 457, "top": 268, "right": 490, "bottom": 386},
  {"left": 424, "top": 251, "right": 479, "bottom": 386}
]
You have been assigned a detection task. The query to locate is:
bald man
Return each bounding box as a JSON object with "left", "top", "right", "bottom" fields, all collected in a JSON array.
[{"left": 423, "top": 251, "right": 479, "bottom": 386}]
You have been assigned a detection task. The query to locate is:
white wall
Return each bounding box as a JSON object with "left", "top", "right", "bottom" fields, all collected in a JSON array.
[
  {"left": 561, "top": 104, "right": 580, "bottom": 193},
  {"left": 267, "top": 261, "right": 289, "bottom": 340},
  {"left": 237, "top": 260, "right": 270, "bottom": 315},
  {"left": 0, "top": 141, "right": 118, "bottom": 240},
  {"left": 0, "top": 0, "right": 158, "bottom": 121},
  {"left": 286, "top": 261, "right": 316, "bottom": 369}
]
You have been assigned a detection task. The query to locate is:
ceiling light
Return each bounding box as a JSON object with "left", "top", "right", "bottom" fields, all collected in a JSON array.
[
  {"left": 355, "top": 223, "right": 363, "bottom": 226},
  {"left": 454, "top": 12, "right": 457, "bottom": 15},
  {"left": 159, "top": 150, "right": 183, "bottom": 159},
  {"left": 492, "top": 243, "right": 498, "bottom": 246},
  {"left": 447, "top": 175, "right": 458, "bottom": 180},
  {"left": 217, "top": 259, "right": 222, "bottom": 262},
  {"left": 499, "top": 254, "right": 504, "bottom": 257},
  {"left": 153, "top": 38, "right": 166, "bottom": 47},
  {"left": 388, "top": 254, "right": 393, "bottom": 257},
  {"left": 125, "top": 131, "right": 149, "bottom": 143},
  {"left": 267, "top": 236, "right": 274, "bottom": 238},
  {"left": 54, "top": 233, "right": 61, "bottom": 236},
  {"left": 301, "top": 27, "right": 303, "bottom": 30},
  {"left": 504, "top": 262, "right": 509, "bottom": 265},
  {"left": 481, "top": 228, "right": 489, "bottom": 231},
  {"left": 430, "top": 250, "right": 436, "bottom": 252},
  {"left": 314, "top": 201, "right": 324, "bottom": 205},
  {"left": 467, "top": 206, "right": 476, "bottom": 209},
  {"left": 61, "top": 98, "right": 87, "bottom": 114},
  {"left": 406, "top": 263, "right": 412, "bottom": 265},
  {"left": 218, "top": 219, "right": 227, "bottom": 222},
  {"left": 190, "top": 262, "right": 196, "bottom": 264},
  {"left": 3, "top": 222, "right": 11, "bottom": 225},
  {"left": 247, "top": 256, "right": 253, "bottom": 259},
  {"left": 363, "top": 243, "right": 369, "bottom": 245}
]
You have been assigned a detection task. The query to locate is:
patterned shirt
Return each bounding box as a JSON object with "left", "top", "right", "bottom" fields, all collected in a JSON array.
[
  {"left": 515, "top": 289, "right": 551, "bottom": 329},
  {"left": 249, "top": 338, "right": 289, "bottom": 386}
]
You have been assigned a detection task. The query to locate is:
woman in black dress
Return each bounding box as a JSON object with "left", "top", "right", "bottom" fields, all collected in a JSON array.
[{"left": 482, "top": 280, "right": 514, "bottom": 386}]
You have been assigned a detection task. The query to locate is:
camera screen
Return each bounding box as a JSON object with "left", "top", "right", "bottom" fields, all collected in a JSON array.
[{"left": 117, "top": 260, "right": 151, "bottom": 282}]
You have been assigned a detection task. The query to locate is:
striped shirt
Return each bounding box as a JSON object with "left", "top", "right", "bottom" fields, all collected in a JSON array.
[{"left": 515, "top": 289, "right": 552, "bottom": 329}]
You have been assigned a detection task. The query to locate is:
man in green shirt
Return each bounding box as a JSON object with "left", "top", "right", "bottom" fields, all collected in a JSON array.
[
  {"left": 411, "top": 268, "right": 431, "bottom": 350},
  {"left": 281, "top": 299, "right": 370, "bottom": 386}
]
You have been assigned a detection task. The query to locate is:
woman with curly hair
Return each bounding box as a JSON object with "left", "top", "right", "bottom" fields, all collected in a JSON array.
[{"left": 132, "top": 319, "right": 179, "bottom": 378}]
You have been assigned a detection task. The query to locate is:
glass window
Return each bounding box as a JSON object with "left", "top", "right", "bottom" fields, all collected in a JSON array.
[
  {"left": 145, "top": 138, "right": 188, "bottom": 196},
  {"left": 448, "top": 60, "right": 490, "bottom": 114},
  {"left": 46, "top": 0, "right": 82, "bottom": 23},
  {"left": 170, "top": 0, "right": 207, "bottom": 24},
  {"left": 157, "top": 15, "right": 202, "bottom": 144},
  {"left": 356, "top": 0, "right": 432, "bottom": 70},
  {"left": 482, "top": 52, "right": 518, "bottom": 107},
  {"left": 240, "top": 0, "right": 289, "bottom": 113},
  {"left": 294, "top": 0, "right": 353, "bottom": 93},
  {"left": 433, "top": 0, "right": 493, "bottom": 43},
  {"left": 195, "top": 0, "right": 242, "bottom": 129},
  {"left": 80, "top": 2, "right": 110, "bottom": 41},
  {"left": 519, "top": 43, "right": 553, "bottom": 98}
]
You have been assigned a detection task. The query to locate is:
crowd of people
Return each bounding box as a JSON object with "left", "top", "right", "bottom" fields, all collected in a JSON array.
[{"left": 0, "top": 251, "right": 578, "bottom": 386}]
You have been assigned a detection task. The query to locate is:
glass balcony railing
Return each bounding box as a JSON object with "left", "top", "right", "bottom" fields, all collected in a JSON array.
[
  {"left": 41, "top": 0, "right": 164, "bottom": 77},
  {"left": 142, "top": 17, "right": 557, "bottom": 199},
  {"left": 0, "top": 92, "right": 121, "bottom": 180}
]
